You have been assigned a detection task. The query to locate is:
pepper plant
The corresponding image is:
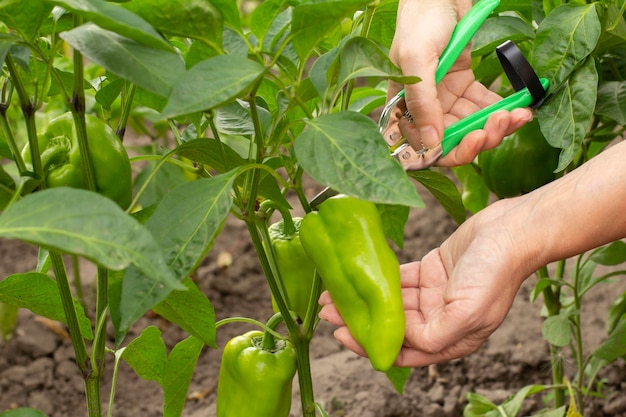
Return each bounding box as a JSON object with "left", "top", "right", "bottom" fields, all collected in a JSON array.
[{"left": 457, "top": 0, "right": 626, "bottom": 415}]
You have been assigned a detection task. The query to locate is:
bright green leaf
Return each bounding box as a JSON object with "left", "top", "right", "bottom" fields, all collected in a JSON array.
[
  {"left": 0, "top": 408, "right": 49, "bottom": 417},
  {"left": 162, "top": 55, "right": 266, "bottom": 118},
  {"left": 538, "top": 58, "right": 597, "bottom": 172},
  {"left": 385, "top": 366, "right": 411, "bottom": 395},
  {"left": 294, "top": 111, "right": 423, "bottom": 208},
  {"left": 592, "top": 317, "right": 626, "bottom": 361},
  {"left": 542, "top": 314, "right": 571, "bottom": 347},
  {"left": 0, "top": 273, "right": 93, "bottom": 339},
  {"left": 410, "top": 170, "right": 466, "bottom": 224},
  {"left": 121, "top": 326, "right": 167, "bottom": 384},
  {"left": 451, "top": 165, "right": 489, "bottom": 215},
  {"left": 112, "top": 171, "right": 236, "bottom": 344},
  {"left": 163, "top": 335, "right": 204, "bottom": 417},
  {"left": 0, "top": 0, "right": 51, "bottom": 41},
  {"left": 152, "top": 278, "right": 217, "bottom": 348},
  {"left": 0, "top": 188, "right": 179, "bottom": 292},
  {"left": 376, "top": 204, "right": 409, "bottom": 249},
  {"left": 291, "top": 0, "right": 370, "bottom": 59},
  {"left": 532, "top": 4, "right": 601, "bottom": 87},
  {"left": 472, "top": 16, "right": 534, "bottom": 56},
  {"left": 122, "top": 0, "right": 224, "bottom": 51},
  {"left": 61, "top": 23, "right": 185, "bottom": 97}
]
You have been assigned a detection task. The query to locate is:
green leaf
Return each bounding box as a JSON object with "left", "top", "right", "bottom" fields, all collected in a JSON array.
[
  {"left": 0, "top": 273, "right": 93, "bottom": 339},
  {"left": 0, "top": 0, "right": 52, "bottom": 40},
  {"left": 472, "top": 16, "right": 534, "bottom": 56},
  {"left": 122, "top": 0, "right": 224, "bottom": 51},
  {"left": 61, "top": 23, "right": 185, "bottom": 97},
  {"left": 348, "top": 86, "right": 386, "bottom": 115},
  {"left": 501, "top": 385, "right": 551, "bottom": 416},
  {"left": 589, "top": 241, "right": 626, "bottom": 266},
  {"left": 451, "top": 165, "right": 489, "bottom": 215},
  {"left": 538, "top": 58, "right": 597, "bottom": 172},
  {"left": 376, "top": 204, "right": 409, "bottom": 249},
  {"left": 596, "top": 81, "right": 626, "bottom": 125},
  {"left": 409, "top": 170, "right": 466, "bottom": 224},
  {"left": 542, "top": 314, "right": 571, "bottom": 347},
  {"left": 607, "top": 292, "right": 626, "bottom": 334},
  {"left": 121, "top": 326, "right": 167, "bottom": 383},
  {"left": 174, "top": 138, "right": 245, "bottom": 173},
  {"left": 162, "top": 55, "right": 266, "bottom": 118},
  {"left": 294, "top": 111, "right": 423, "bottom": 208},
  {"left": 0, "top": 188, "right": 179, "bottom": 291},
  {"left": 0, "top": 408, "right": 49, "bottom": 417},
  {"left": 47, "top": 0, "right": 172, "bottom": 51},
  {"left": 0, "top": 34, "right": 17, "bottom": 71},
  {"left": 464, "top": 392, "right": 497, "bottom": 415},
  {"left": 291, "top": 0, "right": 370, "bottom": 59},
  {"left": 163, "top": 335, "right": 204, "bottom": 417},
  {"left": 367, "top": 0, "right": 397, "bottom": 49},
  {"left": 384, "top": 366, "right": 411, "bottom": 395},
  {"left": 0, "top": 302, "right": 18, "bottom": 341},
  {"left": 337, "top": 37, "right": 419, "bottom": 87},
  {"left": 592, "top": 317, "right": 626, "bottom": 362},
  {"left": 112, "top": 171, "right": 237, "bottom": 344},
  {"left": 251, "top": 0, "right": 286, "bottom": 42},
  {"left": 151, "top": 278, "right": 217, "bottom": 348},
  {"left": 532, "top": 4, "right": 601, "bottom": 87}
]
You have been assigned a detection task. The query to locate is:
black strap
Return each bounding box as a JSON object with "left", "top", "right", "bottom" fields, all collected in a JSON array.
[{"left": 496, "top": 40, "right": 547, "bottom": 108}]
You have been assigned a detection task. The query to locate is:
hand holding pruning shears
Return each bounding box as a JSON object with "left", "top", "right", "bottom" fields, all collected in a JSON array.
[{"left": 387, "top": 0, "right": 534, "bottom": 168}]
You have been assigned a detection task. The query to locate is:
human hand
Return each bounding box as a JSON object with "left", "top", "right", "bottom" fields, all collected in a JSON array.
[
  {"left": 386, "top": 0, "right": 533, "bottom": 166},
  {"left": 319, "top": 198, "right": 542, "bottom": 367}
]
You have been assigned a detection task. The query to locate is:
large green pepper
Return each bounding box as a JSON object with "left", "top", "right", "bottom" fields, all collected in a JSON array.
[
  {"left": 268, "top": 217, "right": 317, "bottom": 321},
  {"left": 22, "top": 113, "right": 132, "bottom": 208},
  {"left": 216, "top": 322, "right": 297, "bottom": 417},
  {"left": 299, "top": 195, "right": 405, "bottom": 372},
  {"left": 478, "top": 119, "right": 560, "bottom": 198}
]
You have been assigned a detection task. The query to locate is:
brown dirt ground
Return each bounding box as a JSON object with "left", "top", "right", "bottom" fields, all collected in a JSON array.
[{"left": 0, "top": 181, "right": 625, "bottom": 417}]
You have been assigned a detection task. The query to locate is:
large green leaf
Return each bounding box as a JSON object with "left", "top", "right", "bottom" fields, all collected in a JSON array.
[
  {"left": 294, "top": 111, "right": 423, "bottom": 207},
  {"left": 367, "top": 0, "right": 397, "bottom": 49},
  {"left": 161, "top": 55, "right": 266, "bottom": 118},
  {"left": 0, "top": 188, "right": 179, "bottom": 291},
  {"left": 538, "top": 58, "right": 597, "bottom": 171},
  {"left": 47, "top": 0, "right": 172, "bottom": 51},
  {"left": 592, "top": 318, "right": 626, "bottom": 362},
  {"left": 0, "top": 272, "right": 93, "bottom": 339},
  {"left": 122, "top": 0, "right": 225, "bottom": 51},
  {"left": 291, "top": 0, "right": 370, "bottom": 59},
  {"left": 472, "top": 16, "right": 534, "bottom": 56},
  {"left": 532, "top": 4, "right": 601, "bottom": 87},
  {"left": 61, "top": 23, "right": 185, "bottom": 97},
  {"left": 151, "top": 278, "right": 216, "bottom": 348},
  {"left": 112, "top": 170, "right": 237, "bottom": 344}
]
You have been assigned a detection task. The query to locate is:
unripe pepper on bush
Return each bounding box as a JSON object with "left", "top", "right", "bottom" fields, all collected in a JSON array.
[
  {"left": 299, "top": 194, "right": 405, "bottom": 372},
  {"left": 478, "top": 119, "right": 560, "bottom": 198},
  {"left": 268, "top": 216, "right": 317, "bottom": 321},
  {"left": 22, "top": 112, "right": 132, "bottom": 208},
  {"left": 216, "top": 315, "right": 297, "bottom": 417}
]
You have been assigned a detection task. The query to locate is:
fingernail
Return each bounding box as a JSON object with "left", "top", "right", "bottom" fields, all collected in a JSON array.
[{"left": 419, "top": 125, "right": 439, "bottom": 148}]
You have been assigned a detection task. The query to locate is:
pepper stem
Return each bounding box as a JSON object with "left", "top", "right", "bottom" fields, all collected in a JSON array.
[
  {"left": 259, "top": 199, "right": 296, "bottom": 236},
  {"left": 261, "top": 312, "right": 285, "bottom": 351}
]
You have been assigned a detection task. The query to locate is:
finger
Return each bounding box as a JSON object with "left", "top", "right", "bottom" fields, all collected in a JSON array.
[
  {"left": 333, "top": 327, "right": 368, "bottom": 358},
  {"left": 318, "top": 304, "right": 345, "bottom": 326},
  {"left": 318, "top": 290, "right": 333, "bottom": 306}
]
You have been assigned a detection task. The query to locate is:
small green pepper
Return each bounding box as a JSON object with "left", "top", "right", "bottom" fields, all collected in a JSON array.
[
  {"left": 268, "top": 217, "right": 317, "bottom": 321},
  {"left": 478, "top": 119, "right": 560, "bottom": 198},
  {"left": 22, "top": 113, "right": 132, "bottom": 208},
  {"left": 299, "top": 195, "right": 405, "bottom": 372},
  {"left": 216, "top": 315, "right": 297, "bottom": 417}
]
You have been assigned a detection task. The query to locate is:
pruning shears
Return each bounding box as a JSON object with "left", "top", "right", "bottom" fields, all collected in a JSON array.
[{"left": 310, "top": 0, "right": 549, "bottom": 208}]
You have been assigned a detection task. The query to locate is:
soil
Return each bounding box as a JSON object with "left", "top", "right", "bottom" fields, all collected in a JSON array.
[{"left": 0, "top": 181, "right": 625, "bottom": 417}]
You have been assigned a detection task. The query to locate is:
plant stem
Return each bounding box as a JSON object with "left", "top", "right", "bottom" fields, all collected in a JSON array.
[
  {"left": 116, "top": 82, "right": 136, "bottom": 141},
  {"left": 294, "top": 334, "right": 316, "bottom": 417}
]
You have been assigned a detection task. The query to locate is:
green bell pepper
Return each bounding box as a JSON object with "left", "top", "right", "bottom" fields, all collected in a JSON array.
[
  {"left": 216, "top": 316, "right": 297, "bottom": 417},
  {"left": 478, "top": 119, "right": 560, "bottom": 198},
  {"left": 22, "top": 112, "right": 132, "bottom": 208},
  {"left": 299, "top": 195, "right": 405, "bottom": 372},
  {"left": 268, "top": 217, "right": 317, "bottom": 321}
]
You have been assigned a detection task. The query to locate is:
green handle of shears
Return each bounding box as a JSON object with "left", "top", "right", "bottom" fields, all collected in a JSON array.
[
  {"left": 396, "top": 0, "right": 501, "bottom": 100},
  {"left": 441, "top": 78, "right": 550, "bottom": 156}
]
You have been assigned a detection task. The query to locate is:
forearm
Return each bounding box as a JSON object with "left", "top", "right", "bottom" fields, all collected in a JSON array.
[{"left": 503, "top": 141, "right": 626, "bottom": 268}]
